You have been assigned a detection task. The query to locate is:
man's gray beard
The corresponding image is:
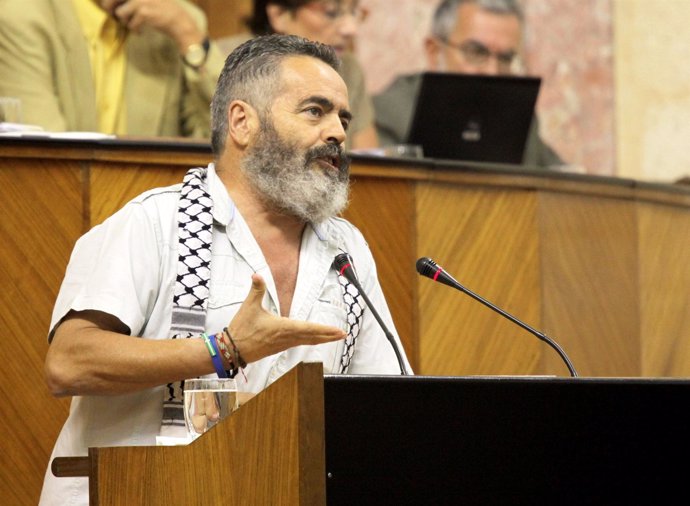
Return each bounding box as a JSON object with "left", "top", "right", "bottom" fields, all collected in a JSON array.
[{"left": 240, "top": 122, "right": 350, "bottom": 223}]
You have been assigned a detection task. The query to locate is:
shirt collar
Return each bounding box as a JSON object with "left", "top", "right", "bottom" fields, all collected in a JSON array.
[
  {"left": 71, "top": 0, "right": 121, "bottom": 43},
  {"left": 206, "top": 162, "right": 234, "bottom": 226}
]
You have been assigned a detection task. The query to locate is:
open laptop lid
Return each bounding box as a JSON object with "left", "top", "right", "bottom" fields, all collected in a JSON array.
[{"left": 406, "top": 72, "right": 542, "bottom": 164}]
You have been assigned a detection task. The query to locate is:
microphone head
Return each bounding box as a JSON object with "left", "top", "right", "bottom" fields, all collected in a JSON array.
[
  {"left": 333, "top": 253, "right": 360, "bottom": 284},
  {"left": 416, "top": 256, "right": 460, "bottom": 289},
  {"left": 416, "top": 257, "right": 439, "bottom": 278},
  {"left": 332, "top": 253, "right": 350, "bottom": 272}
]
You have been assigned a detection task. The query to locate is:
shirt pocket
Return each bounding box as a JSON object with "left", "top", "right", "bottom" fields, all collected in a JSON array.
[
  {"left": 206, "top": 281, "right": 247, "bottom": 332},
  {"left": 310, "top": 297, "right": 349, "bottom": 333}
]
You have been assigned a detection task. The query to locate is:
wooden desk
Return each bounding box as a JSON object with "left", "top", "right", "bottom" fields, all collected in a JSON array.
[{"left": 2, "top": 136, "right": 690, "bottom": 504}]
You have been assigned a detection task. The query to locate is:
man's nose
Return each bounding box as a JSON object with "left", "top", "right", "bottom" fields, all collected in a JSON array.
[
  {"left": 479, "top": 56, "right": 502, "bottom": 75},
  {"left": 324, "top": 115, "right": 347, "bottom": 145},
  {"left": 338, "top": 13, "right": 358, "bottom": 38}
]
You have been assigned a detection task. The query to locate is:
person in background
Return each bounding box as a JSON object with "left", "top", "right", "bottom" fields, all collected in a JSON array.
[
  {"left": 216, "top": 0, "right": 378, "bottom": 151},
  {"left": 0, "top": 0, "right": 224, "bottom": 137},
  {"left": 373, "top": 0, "right": 563, "bottom": 168},
  {"left": 39, "top": 34, "right": 410, "bottom": 505}
]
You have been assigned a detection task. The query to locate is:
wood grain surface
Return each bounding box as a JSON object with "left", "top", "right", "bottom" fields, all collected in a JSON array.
[
  {"left": 92, "top": 363, "right": 324, "bottom": 505},
  {"left": 3, "top": 138, "right": 690, "bottom": 504}
]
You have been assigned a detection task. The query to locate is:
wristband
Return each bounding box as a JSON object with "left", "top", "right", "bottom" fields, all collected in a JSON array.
[
  {"left": 202, "top": 332, "right": 228, "bottom": 378},
  {"left": 224, "top": 327, "right": 247, "bottom": 368}
]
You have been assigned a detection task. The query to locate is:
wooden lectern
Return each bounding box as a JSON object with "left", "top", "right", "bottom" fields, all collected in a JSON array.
[
  {"left": 52, "top": 363, "right": 327, "bottom": 505},
  {"left": 52, "top": 362, "right": 690, "bottom": 505}
]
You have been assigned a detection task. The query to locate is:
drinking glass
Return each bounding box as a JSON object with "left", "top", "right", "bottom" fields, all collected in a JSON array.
[
  {"left": 0, "top": 97, "right": 22, "bottom": 123},
  {"left": 183, "top": 377, "right": 238, "bottom": 441}
]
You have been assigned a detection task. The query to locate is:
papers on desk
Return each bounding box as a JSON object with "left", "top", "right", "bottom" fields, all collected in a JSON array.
[
  {"left": 0, "top": 122, "right": 43, "bottom": 133},
  {"left": 0, "top": 125, "right": 116, "bottom": 140}
]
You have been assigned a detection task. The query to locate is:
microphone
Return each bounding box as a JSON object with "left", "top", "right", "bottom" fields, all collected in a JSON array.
[
  {"left": 333, "top": 253, "right": 409, "bottom": 375},
  {"left": 416, "top": 257, "right": 578, "bottom": 377}
]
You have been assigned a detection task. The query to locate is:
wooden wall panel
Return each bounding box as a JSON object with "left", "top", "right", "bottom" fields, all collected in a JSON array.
[
  {"left": 0, "top": 158, "right": 78, "bottom": 506},
  {"left": 90, "top": 163, "right": 187, "bottom": 226},
  {"left": 638, "top": 201, "right": 690, "bottom": 376},
  {"left": 540, "top": 193, "right": 639, "bottom": 376},
  {"left": 0, "top": 146, "right": 208, "bottom": 506},
  {"left": 191, "top": 0, "right": 253, "bottom": 39},
  {"left": 343, "top": 176, "right": 417, "bottom": 369},
  {"left": 416, "top": 183, "right": 543, "bottom": 376}
]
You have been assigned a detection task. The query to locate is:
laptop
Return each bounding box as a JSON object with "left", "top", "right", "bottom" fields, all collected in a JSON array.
[{"left": 406, "top": 72, "right": 542, "bottom": 164}]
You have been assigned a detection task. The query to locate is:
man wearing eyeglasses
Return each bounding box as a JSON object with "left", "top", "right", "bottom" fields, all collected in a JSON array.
[{"left": 374, "top": 0, "right": 563, "bottom": 168}]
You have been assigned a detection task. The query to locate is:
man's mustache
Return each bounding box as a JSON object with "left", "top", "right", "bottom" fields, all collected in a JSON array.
[{"left": 306, "top": 144, "right": 350, "bottom": 178}]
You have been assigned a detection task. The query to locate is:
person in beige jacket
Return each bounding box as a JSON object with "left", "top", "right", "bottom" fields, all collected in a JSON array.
[{"left": 0, "top": 0, "right": 224, "bottom": 138}]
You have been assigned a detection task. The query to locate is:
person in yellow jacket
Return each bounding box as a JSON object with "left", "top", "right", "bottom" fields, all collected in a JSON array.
[{"left": 0, "top": 0, "right": 224, "bottom": 138}]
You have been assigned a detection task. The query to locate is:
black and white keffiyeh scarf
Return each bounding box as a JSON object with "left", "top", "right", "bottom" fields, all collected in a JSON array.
[
  {"left": 161, "top": 167, "right": 213, "bottom": 433},
  {"left": 337, "top": 258, "right": 364, "bottom": 373},
  {"left": 160, "top": 167, "right": 365, "bottom": 433}
]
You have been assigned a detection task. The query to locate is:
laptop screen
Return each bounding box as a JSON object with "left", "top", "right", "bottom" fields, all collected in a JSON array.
[{"left": 406, "top": 72, "right": 542, "bottom": 164}]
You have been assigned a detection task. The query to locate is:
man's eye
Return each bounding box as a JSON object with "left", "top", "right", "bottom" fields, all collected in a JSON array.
[
  {"left": 306, "top": 107, "right": 323, "bottom": 117},
  {"left": 323, "top": 8, "right": 340, "bottom": 19},
  {"left": 341, "top": 119, "right": 350, "bottom": 131},
  {"left": 465, "top": 43, "right": 489, "bottom": 59}
]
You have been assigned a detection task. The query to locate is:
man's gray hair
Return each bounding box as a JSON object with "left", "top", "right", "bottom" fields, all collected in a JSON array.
[
  {"left": 210, "top": 34, "right": 340, "bottom": 156},
  {"left": 431, "top": 0, "right": 523, "bottom": 41}
]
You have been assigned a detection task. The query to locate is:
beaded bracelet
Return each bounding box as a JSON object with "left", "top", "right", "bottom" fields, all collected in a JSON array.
[
  {"left": 223, "top": 327, "right": 247, "bottom": 368},
  {"left": 215, "top": 332, "right": 239, "bottom": 378},
  {"left": 215, "top": 332, "right": 234, "bottom": 367},
  {"left": 202, "top": 332, "right": 228, "bottom": 378}
]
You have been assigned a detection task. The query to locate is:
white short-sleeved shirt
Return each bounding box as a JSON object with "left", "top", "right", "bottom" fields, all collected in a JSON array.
[{"left": 39, "top": 163, "right": 410, "bottom": 505}]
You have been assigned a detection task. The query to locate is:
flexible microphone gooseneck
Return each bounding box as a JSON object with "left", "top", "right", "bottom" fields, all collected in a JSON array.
[
  {"left": 416, "top": 257, "right": 578, "bottom": 377},
  {"left": 333, "top": 253, "right": 408, "bottom": 375}
]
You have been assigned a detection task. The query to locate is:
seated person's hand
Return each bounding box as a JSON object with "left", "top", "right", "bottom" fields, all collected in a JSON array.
[{"left": 105, "top": 0, "right": 204, "bottom": 52}]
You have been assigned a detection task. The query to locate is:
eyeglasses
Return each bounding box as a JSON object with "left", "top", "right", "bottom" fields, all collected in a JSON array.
[
  {"left": 303, "top": 1, "right": 368, "bottom": 23},
  {"left": 440, "top": 38, "right": 518, "bottom": 71}
]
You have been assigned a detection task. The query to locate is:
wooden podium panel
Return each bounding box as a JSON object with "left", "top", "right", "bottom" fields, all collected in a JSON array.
[
  {"left": 94, "top": 363, "right": 324, "bottom": 505},
  {"left": 51, "top": 362, "right": 325, "bottom": 505}
]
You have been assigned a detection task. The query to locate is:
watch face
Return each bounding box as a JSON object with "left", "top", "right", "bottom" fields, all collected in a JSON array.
[{"left": 185, "top": 44, "right": 206, "bottom": 68}]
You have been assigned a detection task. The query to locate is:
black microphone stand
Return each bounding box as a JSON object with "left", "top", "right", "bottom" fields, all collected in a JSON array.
[{"left": 417, "top": 257, "right": 578, "bottom": 377}]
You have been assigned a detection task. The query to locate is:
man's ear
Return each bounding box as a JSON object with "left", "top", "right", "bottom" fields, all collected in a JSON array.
[
  {"left": 227, "top": 100, "right": 258, "bottom": 148},
  {"left": 424, "top": 36, "right": 442, "bottom": 71},
  {"left": 266, "top": 3, "right": 292, "bottom": 33}
]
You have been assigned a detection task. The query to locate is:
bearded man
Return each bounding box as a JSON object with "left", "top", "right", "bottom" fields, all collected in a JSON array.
[{"left": 40, "top": 34, "right": 411, "bottom": 505}]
